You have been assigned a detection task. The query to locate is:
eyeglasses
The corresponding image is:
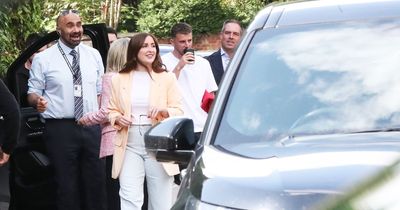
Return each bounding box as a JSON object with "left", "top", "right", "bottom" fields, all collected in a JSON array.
[{"left": 60, "top": 9, "right": 79, "bottom": 16}]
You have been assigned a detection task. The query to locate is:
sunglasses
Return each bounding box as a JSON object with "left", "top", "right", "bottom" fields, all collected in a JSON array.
[{"left": 60, "top": 9, "right": 79, "bottom": 16}]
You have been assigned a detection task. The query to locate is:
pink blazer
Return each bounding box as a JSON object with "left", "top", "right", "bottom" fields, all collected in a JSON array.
[
  {"left": 80, "top": 72, "right": 116, "bottom": 158},
  {"left": 109, "top": 70, "right": 183, "bottom": 179}
]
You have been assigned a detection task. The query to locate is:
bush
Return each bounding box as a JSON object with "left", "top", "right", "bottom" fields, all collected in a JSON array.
[
  {"left": 135, "top": 0, "right": 263, "bottom": 39},
  {"left": 222, "top": 0, "right": 265, "bottom": 28},
  {"left": 0, "top": 0, "right": 44, "bottom": 77},
  {"left": 118, "top": 4, "right": 137, "bottom": 32},
  {"left": 0, "top": 0, "right": 104, "bottom": 77}
]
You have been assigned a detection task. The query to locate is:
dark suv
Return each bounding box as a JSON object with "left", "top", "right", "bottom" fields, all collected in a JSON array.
[
  {"left": 144, "top": 0, "right": 400, "bottom": 209},
  {"left": 1, "top": 24, "right": 109, "bottom": 210}
]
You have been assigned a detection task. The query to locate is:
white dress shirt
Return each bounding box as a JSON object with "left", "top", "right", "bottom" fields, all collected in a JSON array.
[
  {"left": 28, "top": 40, "right": 104, "bottom": 119},
  {"left": 220, "top": 48, "right": 231, "bottom": 71}
]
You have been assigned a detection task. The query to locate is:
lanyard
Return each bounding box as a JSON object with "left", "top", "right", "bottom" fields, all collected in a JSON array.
[{"left": 57, "top": 41, "right": 80, "bottom": 78}]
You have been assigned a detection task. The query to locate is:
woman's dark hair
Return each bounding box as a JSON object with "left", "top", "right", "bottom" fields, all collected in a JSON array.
[{"left": 120, "top": 33, "right": 165, "bottom": 74}]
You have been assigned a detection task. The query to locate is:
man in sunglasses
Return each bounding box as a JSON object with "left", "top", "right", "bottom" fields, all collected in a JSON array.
[{"left": 27, "top": 9, "right": 106, "bottom": 210}]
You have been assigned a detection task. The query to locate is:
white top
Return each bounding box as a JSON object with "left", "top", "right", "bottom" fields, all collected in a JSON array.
[
  {"left": 28, "top": 40, "right": 104, "bottom": 119},
  {"left": 162, "top": 52, "right": 218, "bottom": 132},
  {"left": 131, "top": 71, "right": 152, "bottom": 125}
]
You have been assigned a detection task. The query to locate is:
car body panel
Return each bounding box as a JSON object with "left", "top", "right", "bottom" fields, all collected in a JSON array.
[
  {"left": 181, "top": 133, "right": 400, "bottom": 209},
  {"left": 144, "top": 0, "right": 400, "bottom": 209}
]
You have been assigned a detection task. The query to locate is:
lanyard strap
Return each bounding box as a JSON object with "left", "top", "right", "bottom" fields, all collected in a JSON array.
[{"left": 57, "top": 41, "right": 79, "bottom": 78}]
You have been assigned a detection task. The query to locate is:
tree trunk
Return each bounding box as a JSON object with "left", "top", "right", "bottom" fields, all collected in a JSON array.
[{"left": 102, "top": 0, "right": 121, "bottom": 29}]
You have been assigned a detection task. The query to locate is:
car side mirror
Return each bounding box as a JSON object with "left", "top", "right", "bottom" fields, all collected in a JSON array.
[{"left": 144, "top": 117, "right": 196, "bottom": 164}]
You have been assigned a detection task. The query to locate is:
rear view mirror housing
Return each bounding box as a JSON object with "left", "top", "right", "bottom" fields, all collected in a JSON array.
[{"left": 144, "top": 117, "right": 196, "bottom": 164}]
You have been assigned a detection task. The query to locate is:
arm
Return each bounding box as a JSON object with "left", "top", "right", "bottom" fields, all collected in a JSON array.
[
  {"left": 27, "top": 54, "right": 48, "bottom": 113},
  {"left": 172, "top": 61, "right": 185, "bottom": 78},
  {"left": 0, "top": 80, "right": 21, "bottom": 165},
  {"left": 171, "top": 52, "right": 195, "bottom": 79},
  {"left": 78, "top": 106, "right": 109, "bottom": 126},
  {"left": 78, "top": 74, "right": 112, "bottom": 126}
]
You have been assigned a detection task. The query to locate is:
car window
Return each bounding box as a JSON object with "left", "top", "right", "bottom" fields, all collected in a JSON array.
[
  {"left": 159, "top": 44, "right": 174, "bottom": 56},
  {"left": 215, "top": 18, "right": 400, "bottom": 157}
]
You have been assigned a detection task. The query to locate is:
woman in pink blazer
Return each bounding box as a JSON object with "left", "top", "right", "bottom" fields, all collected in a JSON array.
[
  {"left": 108, "top": 33, "right": 183, "bottom": 210},
  {"left": 78, "top": 37, "right": 130, "bottom": 210}
]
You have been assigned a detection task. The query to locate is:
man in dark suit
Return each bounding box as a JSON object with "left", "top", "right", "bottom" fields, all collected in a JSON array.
[{"left": 206, "top": 19, "right": 242, "bottom": 85}]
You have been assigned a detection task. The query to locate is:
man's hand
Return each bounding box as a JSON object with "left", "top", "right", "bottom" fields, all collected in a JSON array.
[
  {"left": 36, "top": 96, "right": 48, "bottom": 113},
  {"left": 182, "top": 50, "right": 195, "bottom": 64}
]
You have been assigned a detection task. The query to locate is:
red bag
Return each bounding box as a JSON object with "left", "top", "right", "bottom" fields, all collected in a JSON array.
[{"left": 201, "top": 90, "right": 215, "bottom": 113}]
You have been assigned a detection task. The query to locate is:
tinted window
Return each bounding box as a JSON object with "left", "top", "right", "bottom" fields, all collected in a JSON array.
[{"left": 215, "top": 18, "right": 400, "bottom": 157}]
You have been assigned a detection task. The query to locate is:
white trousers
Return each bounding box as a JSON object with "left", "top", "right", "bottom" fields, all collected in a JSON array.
[{"left": 119, "top": 125, "right": 174, "bottom": 210}]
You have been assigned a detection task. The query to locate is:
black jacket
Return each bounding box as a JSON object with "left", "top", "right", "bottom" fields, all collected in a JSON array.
[
  {"left": 206, "top": 49, "right": 224, "bottom": 86},
  {"left": 0, "top": 79, "right": 20, "bottom": 154}
]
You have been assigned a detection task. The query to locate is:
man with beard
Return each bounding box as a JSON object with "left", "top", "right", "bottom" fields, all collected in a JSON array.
[
  {"left": 27, "top": 9, "right": 106, "bottom": 210},
  {"left": 206, "top": 19, "right": 242, "bottom": 85}
]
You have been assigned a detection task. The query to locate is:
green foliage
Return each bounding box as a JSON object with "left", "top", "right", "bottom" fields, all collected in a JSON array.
[
  {"left": 222, "top": 0, "right": 265, "bottom": 28},
  {"left": 135, "top": 0, "right": 266, "bottom": 39},
  {"left": 0, "top": 0, "right": 269, "bottom": 77},
  {"left": 0, "top": 0, "right": 44, "bottom": 77},
  {"left": 42, "top": 0, "right": 103, "bottom": 31},
  {"left": 0, "top": 0, "right": 103, "bottom": 77},
  {"left": 136, "top": 0, "right": 227, "bottom": 39},
  {"left": 118, "top": 4, "right": 137, "bottom": 33}
]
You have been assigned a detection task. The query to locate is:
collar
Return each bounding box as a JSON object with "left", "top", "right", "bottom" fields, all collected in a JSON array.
[
  {"left": 58, "top": 39, "right": 80, "bottom": 54},
  {"left": 220, "top": 48, "right": 230, "bottom": 59},
  {"left": 220, "top": 48, "right": 227, "bottom": 56}
]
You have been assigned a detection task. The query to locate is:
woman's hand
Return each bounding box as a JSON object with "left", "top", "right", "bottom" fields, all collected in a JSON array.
[
  {"left": 77, "top": 115, "right": 89, "bottom": 126},
  {"left": 115, "top": 115, "right": 132, "bottom": 128},
  {"left": 148, "top": 107, "right": 169, "bottom": 120}
]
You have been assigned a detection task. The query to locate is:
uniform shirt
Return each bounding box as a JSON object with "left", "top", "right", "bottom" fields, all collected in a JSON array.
[
  {"left": 28, "top": 40, "right": 104, "bottom": 119},
  {"left": 162, "top": 52, "right": 218, "bottom": 132}
]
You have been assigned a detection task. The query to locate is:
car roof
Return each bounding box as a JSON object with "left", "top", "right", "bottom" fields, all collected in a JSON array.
[{"left": 248, "top": 0, "right": 400, "bottom": 32}]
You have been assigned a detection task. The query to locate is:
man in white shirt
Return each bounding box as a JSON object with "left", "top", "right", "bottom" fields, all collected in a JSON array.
[
  {"left": 162, "top": 22, "right": 218, "bottom": 143},
  {"left": 206, "top": 19, "right": 243, "bottom": 85}
]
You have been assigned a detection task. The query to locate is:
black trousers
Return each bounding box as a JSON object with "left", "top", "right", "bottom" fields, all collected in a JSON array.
[
  {"left": 105, "top": 155, "right": 120, "bottom": 210},
  {"left": 44, "top": 119, "right": 106, "bottom": 210}
]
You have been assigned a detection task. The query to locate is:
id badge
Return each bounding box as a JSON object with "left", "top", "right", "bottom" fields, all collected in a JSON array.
[{"left": 74, "top": 85, "right": 82, "bottom": 97}]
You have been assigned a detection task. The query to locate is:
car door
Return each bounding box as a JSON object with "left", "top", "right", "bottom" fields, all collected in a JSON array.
[{"left": 3, "top": 23, "right": 109, "bottom": 210}]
